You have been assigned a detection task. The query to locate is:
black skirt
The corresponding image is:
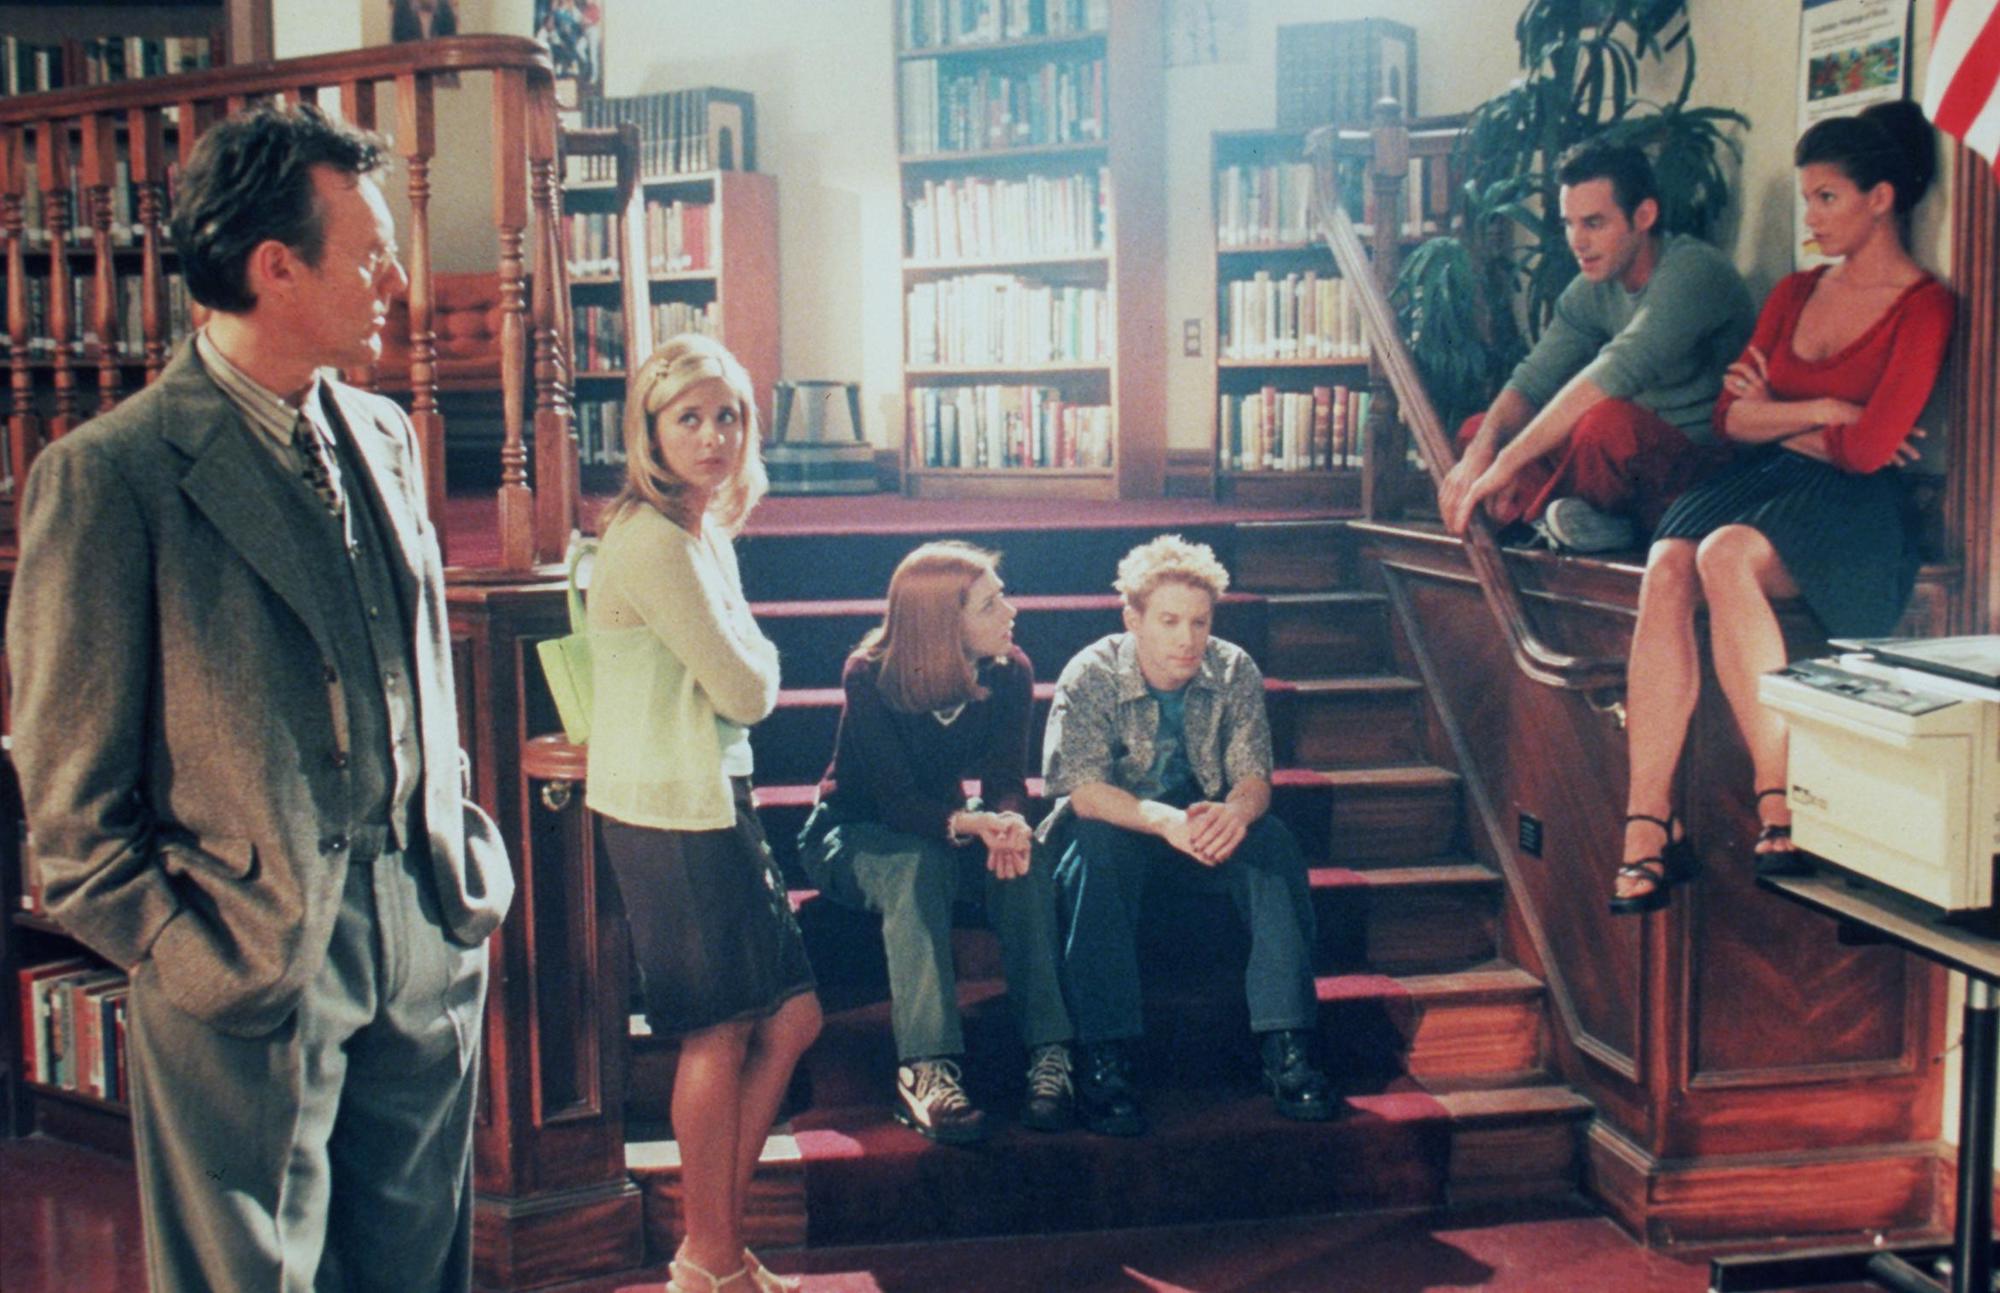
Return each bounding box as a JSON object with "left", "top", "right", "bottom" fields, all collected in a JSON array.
[
  {"left": 598, "top": 778, "right": 816, "bottom": 1039},
  {"left": 1652, "top": 445, "right": 1919, "bottom": 638}
]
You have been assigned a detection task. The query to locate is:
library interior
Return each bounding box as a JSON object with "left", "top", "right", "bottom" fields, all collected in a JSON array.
[{"left": 6, "top": 1, "right": 2000, "bottom": 1291}]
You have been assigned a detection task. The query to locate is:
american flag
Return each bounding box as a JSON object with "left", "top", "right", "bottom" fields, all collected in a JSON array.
[{"left": 1924, "top": 0, "right": 2000, "bottom": 168}]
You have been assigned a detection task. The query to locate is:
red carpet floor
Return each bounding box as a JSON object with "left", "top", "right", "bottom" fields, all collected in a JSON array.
[
  {"left": 440, "top": 491, "right": 1344, "bottom": 569},
  {"left": 2, "top": 1136, "right": 1878, "bottom": 1293}
]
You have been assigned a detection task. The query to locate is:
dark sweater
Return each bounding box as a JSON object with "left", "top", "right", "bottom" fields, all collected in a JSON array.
[{"left": 815, "top": 646, "right": 1034, "bottom": 841}]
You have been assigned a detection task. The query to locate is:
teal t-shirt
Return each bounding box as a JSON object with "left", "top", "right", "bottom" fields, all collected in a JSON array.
[{"left": 1147, "top": 683, "right": 1197, "bottom": 801}]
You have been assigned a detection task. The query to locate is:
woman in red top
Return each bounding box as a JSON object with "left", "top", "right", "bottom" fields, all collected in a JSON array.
[
  {"left": 1611, "top": 100, "right": 1953, "bottom": 914},
  {"left": 798, "top": 541, "right": 1075, "bottom": 1142}
]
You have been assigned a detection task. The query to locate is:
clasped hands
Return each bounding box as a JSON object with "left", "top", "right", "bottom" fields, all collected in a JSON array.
[
  {"left": 1162, "top": 800, "right": 1252, "bottom": 867},
  {"left": 954, "top": 809, "right": 1033, "bottom": 880},
  {"left": 1724, "top": 345, "right": 1925, "bottom": 466}
]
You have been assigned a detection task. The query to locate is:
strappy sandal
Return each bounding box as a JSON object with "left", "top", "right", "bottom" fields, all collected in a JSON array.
[
  {"left": 668, "top": 1252, "right": 752, "bottom": 1293},
  {"left": 744, "top": 1250, "right": 799, "bottom": 1293},
  {"left": 1610, "top": 812, "right": 1697, "bottom": 916},
  {"left": 1753, "top": 787, "right": 1811, "bottom": 877}
]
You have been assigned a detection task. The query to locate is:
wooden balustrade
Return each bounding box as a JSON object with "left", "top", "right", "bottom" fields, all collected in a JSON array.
[
  {"left": 1311, "top": 101, "right": 1628, "bottom": 694},
  {"left": 0, "top": 36, "right": 576, "bottom": 573}
]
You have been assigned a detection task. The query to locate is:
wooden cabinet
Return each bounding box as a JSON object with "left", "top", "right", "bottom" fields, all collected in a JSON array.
[{"left": 893, "top": 0, "right": 1162, "bottom": 499}]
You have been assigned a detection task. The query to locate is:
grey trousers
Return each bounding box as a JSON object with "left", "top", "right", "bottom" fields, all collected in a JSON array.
[
  {"left": 126, "top": 842, "right": 489, "bottom": 1293},
  {"left": 803, "top": 819, "right": 1072, "bottom": 1061}
]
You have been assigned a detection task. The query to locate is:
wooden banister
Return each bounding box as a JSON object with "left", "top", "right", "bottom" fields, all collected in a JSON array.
[
  {"left": 1310, "top": 104, "right": 1628, "bottom": 695},
  {"left": 0, "top": 37, "right": 575, "bottom": 571}
]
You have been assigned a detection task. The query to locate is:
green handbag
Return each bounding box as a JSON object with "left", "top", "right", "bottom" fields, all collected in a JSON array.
[{"left": 536, "top": 540, "right": 596, "bottom": 744}]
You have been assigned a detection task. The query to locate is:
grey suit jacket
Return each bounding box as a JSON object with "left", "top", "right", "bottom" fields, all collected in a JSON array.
[{"left": 7, "top": 342, "right": 513, "bottom": 1036}]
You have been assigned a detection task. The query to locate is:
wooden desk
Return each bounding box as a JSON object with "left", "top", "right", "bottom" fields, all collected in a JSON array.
[{"left": 1712, "top": 873, "right": 1998, "bottom": 1293}]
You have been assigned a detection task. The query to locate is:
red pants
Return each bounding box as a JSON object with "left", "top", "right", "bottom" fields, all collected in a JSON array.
[{"left": 1455, "top": 400, "right": 1728, "bottom": 531}]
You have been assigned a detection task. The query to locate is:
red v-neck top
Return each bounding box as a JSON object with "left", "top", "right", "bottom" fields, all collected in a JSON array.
[{"left": 1713, "top": 265, "right": 1955, "bottom": 474}]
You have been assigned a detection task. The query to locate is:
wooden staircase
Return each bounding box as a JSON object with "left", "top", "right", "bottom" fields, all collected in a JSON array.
[{"left": 617, "top": 515, "right": 1593, "bottom": 1256}]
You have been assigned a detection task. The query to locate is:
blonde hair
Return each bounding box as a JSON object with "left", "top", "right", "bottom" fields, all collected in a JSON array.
[
  {"left": 859, "top": 541, "right": 1000, "bottom": 713},
  {"left": 1114, "top": 534, "right": 1229, "bottom": 613},
  {"left": 601, "top": 333, "right": 767, "bottom": 534}
]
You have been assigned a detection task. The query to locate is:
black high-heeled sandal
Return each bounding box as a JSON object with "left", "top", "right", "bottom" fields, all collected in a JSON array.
[
  {"left": 1752, "top": 787, "right": 1811, "bottom": 877},
  {"left": 1610, "top": 813, "right": 1697, "bottom": 916}
]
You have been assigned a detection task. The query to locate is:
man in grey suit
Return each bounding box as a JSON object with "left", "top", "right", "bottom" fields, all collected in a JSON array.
[{"left": 7, "top": 103, "right": 513, "bottom": 1291}]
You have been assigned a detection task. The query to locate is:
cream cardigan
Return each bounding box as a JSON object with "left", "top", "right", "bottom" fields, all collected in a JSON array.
[{"left": 584, "top": 506, "right": 780, "bottom": 831}]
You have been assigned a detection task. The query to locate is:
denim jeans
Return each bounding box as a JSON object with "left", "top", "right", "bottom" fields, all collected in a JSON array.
[
  {"left": 803, "top": 819, "right": 1072, "bottom": 1061},
  {"left": 1053, "top": 813, "right": 1317, "bottom": 1044}
]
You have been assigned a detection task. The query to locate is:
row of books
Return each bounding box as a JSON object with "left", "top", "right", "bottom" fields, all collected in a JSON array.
[
  {"left": 573, "top": 88, "right": 755, "bottom": 181},
  {"left": 571, "top": 301, "right": 719, "bottom": 375},
  {"left": 1219, "top": 153, "right": 1453, "bottom": 248},
  {"left": 4, "top": 33, "right": 216, "bottom": 98},
  {"left": 19, "top": 959, "right": 131, "bottom": 1105},
  {"left": 15, "top": 160, "right": 186, "bottom": 250},
  {"left": 1322, "top": 153, "right": 1453, "bottom": 240},
  {"left": 906, "top": 275, "right": 1107, "bottom": 367},
  {"left": 899, "top": 58, "right": 1106, "bottom": 155},
  {"left": 564, "top": 200, "right": 712, "bottom": 277},
  {"left": 1222, "top": 271, "right": 1371, "bottom": 363},
  {"left": 575, "top": 397, "right": 627, "bottom": 467},
  {"left": 898, "top": 0, "right": 1109, "bottom": 50},
  {"left": 910, "top": 383, "right": 1111, "bottom": 469},
  {"left": 1218, "top": 384, "right": 1374, "bottom": 473},
  {"left": 6, "top": 272, "right": 195, "bottom": 359},
  {"left": 906, "top": 168, "right": 1105, "bottom": 262},
  {"left": 1216, "top": 160, "right": 1317, "bottom": 248},
  {"left": 572, "top": 305, "right": 630, "bottom": 374}
]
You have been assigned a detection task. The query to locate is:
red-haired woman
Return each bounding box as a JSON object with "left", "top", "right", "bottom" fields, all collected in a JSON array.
[{"left": 800, "top": 541, "right": 1075, "bottom": 1143}]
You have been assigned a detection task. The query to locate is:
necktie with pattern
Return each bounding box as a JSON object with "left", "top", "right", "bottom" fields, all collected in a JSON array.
[{"left": 293, "top": 415, "right": 344, "bottom": 518}]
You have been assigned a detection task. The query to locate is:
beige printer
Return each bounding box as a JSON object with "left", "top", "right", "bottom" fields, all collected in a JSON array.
[{"left": 1758, "top": 635, "right": 2000, "bottom": 914}]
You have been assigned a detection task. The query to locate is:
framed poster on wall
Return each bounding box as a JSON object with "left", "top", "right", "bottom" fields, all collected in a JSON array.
[
  {"left": 1795, "top": 0, "right": 1912, "bottom": 268},
  {"left": 533, "top": 0, "right": 604, "bottom": 109}
]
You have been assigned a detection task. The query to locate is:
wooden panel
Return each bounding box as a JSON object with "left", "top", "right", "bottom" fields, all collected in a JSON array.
[
  {"left": 1366, "top": 524, "right": 1950, "bottom": 1241},
  {"left": 1587, "top": 1122, "right": 1939, "bottom": 1248},
  {"left": 713, "top": 171, "right": 780, "bottom": 434}
]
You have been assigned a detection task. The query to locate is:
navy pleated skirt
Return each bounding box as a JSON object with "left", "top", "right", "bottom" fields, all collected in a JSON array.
[{"left": 1652, "top": 445, "right": 1919, "bottom": 638}]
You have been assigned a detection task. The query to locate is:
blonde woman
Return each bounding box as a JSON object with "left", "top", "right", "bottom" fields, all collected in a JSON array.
[
  {"left": 587, "top": 335, "right": 819, "bottom": 1293},
  {"left": 799, "top": 542, "right": 1075, "bottom": 1142}
]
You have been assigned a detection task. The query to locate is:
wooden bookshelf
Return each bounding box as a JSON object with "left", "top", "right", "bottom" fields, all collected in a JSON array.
[
  {"left": 893, "top": 0, "right": 1163, "bottom": 499},
  {"left": 1208, "top": 124, "right": 1458, "bottom": 507},
  {"left": 562, "top": 167, "right": 778, "bottom": 488},
  {"left": 0, "top": 1, "right": 268, "bottom": 97}
]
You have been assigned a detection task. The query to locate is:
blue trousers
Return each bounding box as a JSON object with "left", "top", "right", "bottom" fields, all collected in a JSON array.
[{"left": 1054, "top": 813, "right": 1318, "bottom": 1044}]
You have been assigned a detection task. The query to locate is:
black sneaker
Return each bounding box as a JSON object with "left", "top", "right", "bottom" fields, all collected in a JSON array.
[
  {"left": 1020, "top": 1043, "right": 1075, "bottom": 1132},
  {"left": 1536, "top": 496, "right": 1637, "bottom": 554},
  {"left": 1076, "top": 1041, "right": 1146, "bottom": 1137},
  {"left": 1260, "top": 1029, "right": 1340, "bottom": 1122},
  {"left": 893, "top": 1058, "right": 986, "bottom": 1145}
]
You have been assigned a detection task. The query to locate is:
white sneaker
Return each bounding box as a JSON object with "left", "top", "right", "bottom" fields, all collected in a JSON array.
[
  {"left": 894, "top": 1057, "right": 987, "bottom": 1144},
  {"left": 1537, "top": 496, "right": 1637, "bottom": 554}
]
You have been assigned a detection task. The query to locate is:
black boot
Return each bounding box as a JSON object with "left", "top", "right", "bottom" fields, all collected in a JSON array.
[
  {"left": 1076, "top": 1041, "right": 1146, "bottom": 1137},
  {"left": 1260, "top": 1029, "right": 1339, "bottom": 1122}
]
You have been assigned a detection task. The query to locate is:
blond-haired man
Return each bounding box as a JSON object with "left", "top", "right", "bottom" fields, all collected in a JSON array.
[{"left": 1041, "top": 535, "right": 1334, "bottom": 1135}]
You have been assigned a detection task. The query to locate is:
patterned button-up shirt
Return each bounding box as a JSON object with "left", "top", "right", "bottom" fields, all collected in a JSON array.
[{"left": 1039, "top": 632, "right": 1273, "bottom": 840}]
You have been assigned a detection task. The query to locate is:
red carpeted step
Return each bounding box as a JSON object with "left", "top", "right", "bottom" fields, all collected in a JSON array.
[
  {"left": 783, "top": 1081, "right": 1453, "bottom": 1246},
  {"left": 1262, "top": 591, "right": 1393, "bottom": 676},
  {"left": 1319, "top": 964, "right": 1548, "bottom": 1087},
  {"left": 1273, "top": 763, "right": 1463, "bottom": 863},
  {"left": 1308, "top": 861, "right": 1502, "bottom": 972}
]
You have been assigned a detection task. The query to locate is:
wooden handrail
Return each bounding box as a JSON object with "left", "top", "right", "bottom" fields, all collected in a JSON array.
[
  {"left": 0, "top": 37, "right": 574, "bottom": 573},
  {"left": 1309, "top": 106, "right": 1628, "bottom": 694}
]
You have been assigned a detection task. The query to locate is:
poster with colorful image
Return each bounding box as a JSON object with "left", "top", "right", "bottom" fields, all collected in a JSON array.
[
  {"left": 534, "top": 0, "right": 604, "bottom": 108},
  {"left": 1794, "top": 0, "right": 1911, "bottom": 267}
]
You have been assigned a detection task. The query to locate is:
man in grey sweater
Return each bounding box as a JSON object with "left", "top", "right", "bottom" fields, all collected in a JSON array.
[{"left": 1440, "top": 139, "right": 1756, "bottom": 552}]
